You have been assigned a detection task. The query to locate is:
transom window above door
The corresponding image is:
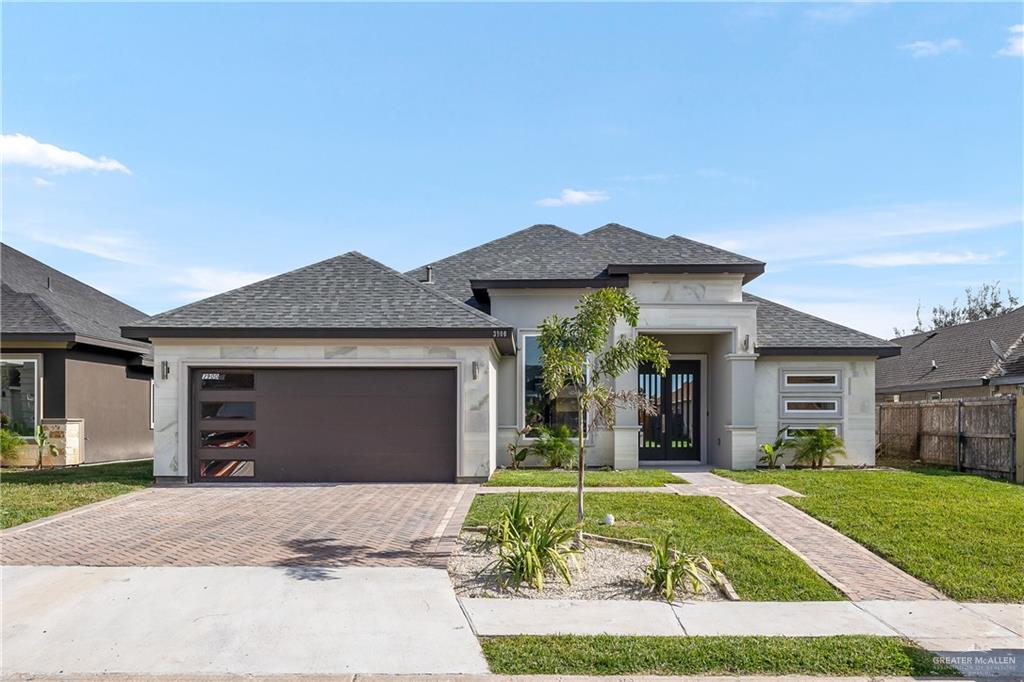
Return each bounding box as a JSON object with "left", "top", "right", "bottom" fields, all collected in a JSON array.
[{"left": 521, "top": 334, "right": 580, "bottom": 435}]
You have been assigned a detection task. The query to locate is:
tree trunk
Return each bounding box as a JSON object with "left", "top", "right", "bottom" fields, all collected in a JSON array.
[{"left": 575, "top": 402, "right": 586, "bottom": 546}]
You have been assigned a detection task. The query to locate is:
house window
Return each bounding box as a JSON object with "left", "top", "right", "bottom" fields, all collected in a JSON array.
[
  {"left": 783, "top": 372, "right": 839, "bottom": 388},
  {"left": 1, "top": 359, "right": 39, "bottom": 436},
  {"left": 782, "top": 398, "right": 840, "bottom": 416},
  {"left": 522, "top": 334, "right": 580, "bottom": 435},
  {"left": 783, "top": 425, "right": 841, "bottom": 439}
]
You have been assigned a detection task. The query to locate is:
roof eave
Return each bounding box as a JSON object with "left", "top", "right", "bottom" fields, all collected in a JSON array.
[
  {"left": 1, "top": 331, "right": 149, "bottom": 356},
  {"left": 876, "top": 376, "right": 989, "bottom": 393},
  {"left": 756, "top": 345, "right": 901, "bottom": 358},
  {"left": 469, "top": 277, "right": 629, "bottom": 305},
  {"left": 122, "top": 325, "right": 518, "bottom": 355},
  {"left": 607, "top": 263, "right": 766, "bottom": 283}
]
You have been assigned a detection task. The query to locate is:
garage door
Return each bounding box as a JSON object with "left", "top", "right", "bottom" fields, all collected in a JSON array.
[{"left": 190, "top": 367, "right": 457, "bottom": 483}]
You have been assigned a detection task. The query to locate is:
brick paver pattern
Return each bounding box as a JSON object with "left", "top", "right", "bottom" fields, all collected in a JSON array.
[
  {"left": 673, "top": 471, "right": 946, "bottom": 601},
  {"left": 1, "top": 484, "right": 476, "bottom": 569}
]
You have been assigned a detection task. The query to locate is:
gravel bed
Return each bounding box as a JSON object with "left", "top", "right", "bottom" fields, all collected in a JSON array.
[{"left": 448, "top": 532, "right": 724, "bottom": 602}]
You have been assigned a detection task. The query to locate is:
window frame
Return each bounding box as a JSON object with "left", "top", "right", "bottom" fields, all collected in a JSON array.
[
  {"left": 779, "top": 369, "right": 843, "bottom": 393},
  {"left": 517, "top": 330, "right": 589, "bottom": 440},
  {"left": 0, "top": 354, "right": 43, "bottom": 440},
  {"left": 780, "top": 396, "right": 843, "bottom": 418},
  {"left": 781, "top": 423, "right": 842, "bottom": 440}
]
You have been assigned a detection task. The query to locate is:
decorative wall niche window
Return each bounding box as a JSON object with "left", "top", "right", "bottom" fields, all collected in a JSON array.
[
  {"left": 782, "top": 399, "right": 840, "bottom": 415},
  {"left": 200, "top": 459, "right": 254, "bottom": 477},
  {"left": 200, "top": 371, "right": 254, "bottom": 391},
  {"left": 201, "top": 402, "right": 255, "bottom": 420},
  {"left": 1, "top": 359, "right": 39, "bottom": 436},
  {"left": 783, "top": 425, "right": 840, "bottom": 439},
  {"left": 200, "top": 431, "right": 254, "bottom": 448},
  {"left": 522, "top": 334, "right": 580, "bottom": 435},
  {"left": 781, "top": 370, "right": 841, "bottom": 391}
]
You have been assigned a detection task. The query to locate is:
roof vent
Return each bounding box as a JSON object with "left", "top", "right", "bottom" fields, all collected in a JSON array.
[
  {"left": 46, "top": 276, "right": 52, "bottom": 291},
  {"left": 931, "top": 360, "right": 938, "bottom": 370},
  {"left": 424, "top": 265, "right": 435, "bottom": 284}
]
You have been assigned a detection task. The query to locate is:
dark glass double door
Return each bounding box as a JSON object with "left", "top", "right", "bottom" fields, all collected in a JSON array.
[{"left": 638, "top": 360, "right": 701, "bottom": 461}]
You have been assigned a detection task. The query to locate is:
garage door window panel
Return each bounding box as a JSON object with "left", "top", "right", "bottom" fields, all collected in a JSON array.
[
  {"left": 201, "top": 402, "right": 255, "bottom": 420},
  {"left": 200, "top": 459, "right": 255, "bottom": 478},
  {"left": 200, "top": 371, "right": 255, "bottom": 391},
  {"left": 200, "top": 431, "right": 255, "bottom": 448}
]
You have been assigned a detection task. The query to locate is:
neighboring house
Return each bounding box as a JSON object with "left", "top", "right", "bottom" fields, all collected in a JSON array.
[
  {"left": 1, "top": 244, "right": 154, "bottom": 465},
  {"left": 876, "top": 307, "right": 1024, "bottom": 401},
  {"left": 122, "top": 224, "right": 898, "bottom": 484}
]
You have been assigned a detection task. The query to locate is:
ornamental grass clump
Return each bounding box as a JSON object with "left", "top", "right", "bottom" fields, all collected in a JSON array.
[
  {"left": 485, "top": 494, "right": 582, "bottom": 591},
  {"left": 644, "top": 534, "right": 719, "bottom": 602}
]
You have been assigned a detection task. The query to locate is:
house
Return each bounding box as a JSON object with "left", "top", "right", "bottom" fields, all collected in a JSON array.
[
  {"left": 122, "top": 224, "right": 899, "bottom": 484},
  {"left": 1, "top": 244, "right": 154, "bottom": 465},
  {"left": 876, "top": 307, "right": 1024, "bottom": 401}
]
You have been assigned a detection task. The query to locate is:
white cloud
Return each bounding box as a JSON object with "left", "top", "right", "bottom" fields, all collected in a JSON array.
[
  {"left": 997, "top": 24, "right": 1024, "bottom": 57},
  {"left": 900, "top": 38, "right": 963, "bottom": 58},
  {"left": 32, "top": 177, "right": 54, "bottom": 188},
  {"left": 692, "top": 204, "right": 1021, "bottom": 263},
  {"left": 829, "top": 250, "right": 1000, "bottom": 267},
  {"left": 536, "top": 188, "right": 609, "bottom": 207},
  {"left": 17, "top": 226, "right": 150, "bottom": 265},
  {"left": 168, "top": 267, "right": 273, "bottom": 301},
  {"left": 1, "top": 133, "right": 130, "bottom": 174}
]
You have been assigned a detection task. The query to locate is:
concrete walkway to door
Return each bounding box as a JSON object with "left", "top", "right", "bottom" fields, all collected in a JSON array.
[{"left": 0, "top": 483, "right": 476, "bottom": 568}]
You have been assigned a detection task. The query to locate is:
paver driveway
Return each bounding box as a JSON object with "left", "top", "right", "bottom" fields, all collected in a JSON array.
[{"left": 1, "top": 483, "right": 475, "bottom": 568}]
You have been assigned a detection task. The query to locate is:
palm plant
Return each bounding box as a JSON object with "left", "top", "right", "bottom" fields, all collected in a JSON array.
[
  {"left": 530, "top": 424, "right": 576, "bottom": 469},
  {"left": 792, "top": 426, "right": 846, "bottom": 469}
]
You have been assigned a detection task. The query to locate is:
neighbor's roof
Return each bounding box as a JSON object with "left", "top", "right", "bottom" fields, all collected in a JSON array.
[
  {"left": 876, "top": 307, "right": 1024, "bottom": 392},
  {"left": 122, "top": 252, "right": 515, "bottom": 351},
  {"left": 406, "top": 223, "right": 765, "bottom": 306},
  {"left": 744, "top": 294, "right": 900, "bottom": 357},
  {"left": 1, "top": 243, "right": 151, "bottom": 355}
]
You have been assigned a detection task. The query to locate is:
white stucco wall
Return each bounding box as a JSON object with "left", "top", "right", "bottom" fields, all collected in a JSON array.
[
  {"left": 754, "top": 356, "right": 876, "bottom": 466},
  {"left": 150, "top": 338, "right": 499, "bottom": 481}
]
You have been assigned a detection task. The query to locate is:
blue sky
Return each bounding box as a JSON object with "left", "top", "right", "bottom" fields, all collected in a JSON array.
[{"left": 3, "top": 2, "right": 1022, "bottom": 337}]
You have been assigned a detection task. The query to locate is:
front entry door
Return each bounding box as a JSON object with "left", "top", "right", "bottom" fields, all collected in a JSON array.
[{"left": 638, "top": 360, "right": 701, "bottom": 461}]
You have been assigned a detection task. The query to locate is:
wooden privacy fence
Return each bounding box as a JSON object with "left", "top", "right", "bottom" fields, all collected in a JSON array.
[{"left": 876, "top": 395, "right": 1023, "bottom": 482}]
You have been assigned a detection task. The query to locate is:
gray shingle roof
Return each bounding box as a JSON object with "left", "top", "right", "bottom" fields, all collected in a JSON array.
[
  {"left": 123, "top": 251, "right": 508, "bottom": 336},
  {"left": 1, "top": 243, "right": 150, "bottom": 354},
  {"left": 406, "top": 223, "right": 764, "bottom": 307},
  {"left": 744, "top": 293, "right": 899, "bottom": 355},
  {"left": 876, "top": 307, "right": 1024, "bottom": 391}
]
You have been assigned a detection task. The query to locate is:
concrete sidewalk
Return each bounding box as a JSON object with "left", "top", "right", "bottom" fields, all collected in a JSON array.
[
  {"left": 460, "top": 597, "right": 1024, "bottom": 678},
  {"left": 2, "top": 565, "right": 487, "bottom": 676}
]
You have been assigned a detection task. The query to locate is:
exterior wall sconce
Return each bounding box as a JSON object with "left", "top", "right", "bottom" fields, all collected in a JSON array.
[
  {"left": 471, "top": 361, "right": 480, "bottom": 380},
  {"left": 741, "top": 335, "right": 751, "bottom": 352},
  {"left": 160, "top": 361, "right": 170, "bottom": 380}
]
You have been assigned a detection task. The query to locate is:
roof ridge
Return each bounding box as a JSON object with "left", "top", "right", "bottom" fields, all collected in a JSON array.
[
  {"left": 348, "top": 252, "right": 506, "bottom": 327},
  {"left": 744, "top": 292, "right": 895, "bottom": 346},
  {"left": 984, "top": 331, "right": 1024, "bottom": 379},
  {"left": 891, "top": 305, "right": 1024, "bottom": 340},
  {"left": 27, "top": 292, "right": 75, "bottom": 333},
  {"left": 409, "top": 224, "right": 578, "bottom": 271}
]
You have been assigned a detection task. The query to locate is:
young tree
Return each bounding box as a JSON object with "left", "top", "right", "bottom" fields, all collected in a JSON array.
[{"left": 537, "top": 289, "right": 670, "bottom": 536}]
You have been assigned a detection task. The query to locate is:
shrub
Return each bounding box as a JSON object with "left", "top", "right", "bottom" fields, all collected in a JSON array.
[
  {"left": 758, "top": 427, "right": 792, "bottom": 468},
  {"left": 530, "top": 424, "right": 577, "bottom": 469},
  {"left": 487, "top": 497, "right": 582, "bottom": 590},
  {"left": 0, "top": 428, "right": 22, "bottom": 461},
  {"left": 644, "top": 535, "right": 719, "bottom": 602},
  {"left": 792, "top": 426, "right": 847, "bottom": 469}
]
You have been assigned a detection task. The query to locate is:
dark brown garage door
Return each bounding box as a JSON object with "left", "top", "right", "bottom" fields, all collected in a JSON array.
[{"left": 191, "top": 367, "right": 457, "bottom": 483}]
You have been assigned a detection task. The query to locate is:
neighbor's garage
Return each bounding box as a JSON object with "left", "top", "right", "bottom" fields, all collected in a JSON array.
[{"left": 191, "top": 367, "right": 457, "bottom": 483}]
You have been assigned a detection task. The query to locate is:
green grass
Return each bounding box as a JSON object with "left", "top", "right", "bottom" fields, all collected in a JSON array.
[
  {"left": 715, "top": 466, "right": 1024, "bottom": 602},
  {"left": 480, "top": 635, "right": 956, "bottom": 676},
  {"left": 465, "top": 492, "right": 842, "bottom": 601},
  {"left": 1, "top": 460, "right": 153, "bottom": 529},
  {"left": 484, "top": 468, "right": 682, "bottom": 487}
]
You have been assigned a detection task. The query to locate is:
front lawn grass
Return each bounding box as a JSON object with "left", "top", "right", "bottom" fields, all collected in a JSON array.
[
  {"left": 715, "top": 466, "right": 1024, "bottom": 602},
  {"left": 484, "top": 468, "right": 681, "bottom": 487},
  {"left": 464, "top": 492, "right": 841, "bottom": 601},
  {"left": 1, "top": 460, "right": 153, "bottom": 529},
  {"left": 480, "top": 635, "right": 955, "bottom": 676}
]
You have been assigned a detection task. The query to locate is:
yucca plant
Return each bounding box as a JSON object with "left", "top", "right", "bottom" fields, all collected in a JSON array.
[
  {"left": 489, "top": 499, "right": 582, "bottom": 590},
  {"left": 644, "top": 535, "right": 719, "bottom": 602},
  {"left": 486, "top": 492, "right": 533, "bottom": 544},
  {"left": 792, "top": 425, "right": 847, "bottom": 469}
]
